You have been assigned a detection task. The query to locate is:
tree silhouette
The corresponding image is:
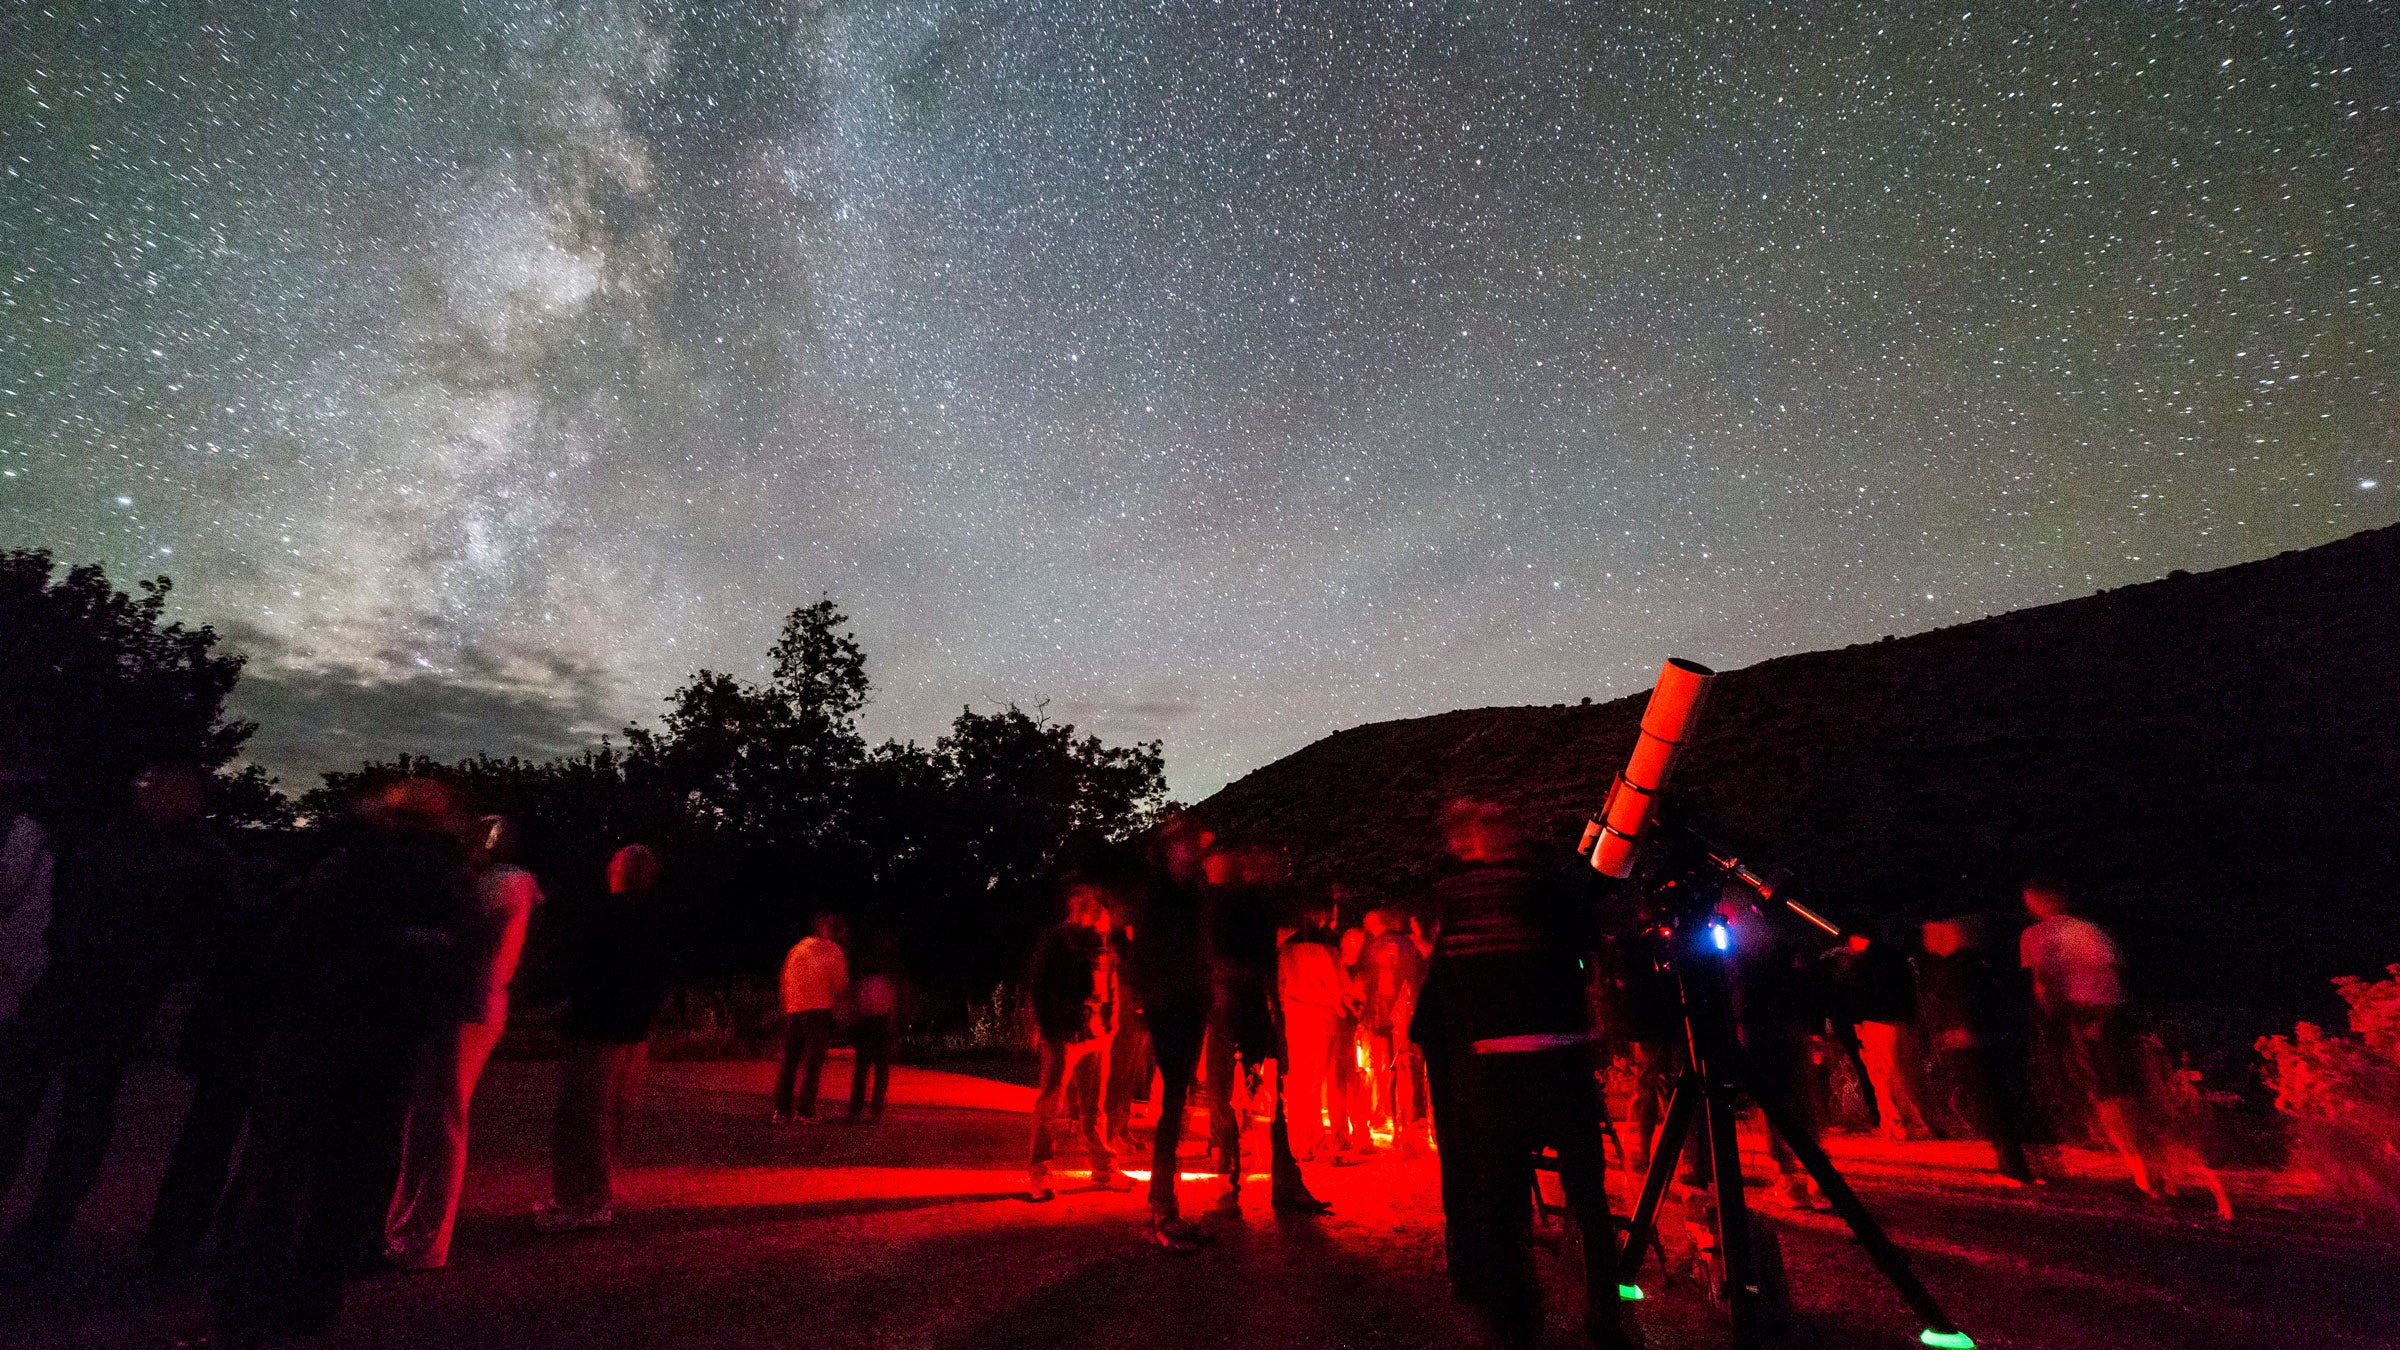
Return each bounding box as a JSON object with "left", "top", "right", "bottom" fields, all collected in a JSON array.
[
  {"left": 305, "top": 597, "right": 1171, "bottom": 1003},
  {"left": 0, "top": 550, "right": 254, "bottom": 821}
]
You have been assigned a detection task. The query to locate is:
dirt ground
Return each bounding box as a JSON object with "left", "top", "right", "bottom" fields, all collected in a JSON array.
[{"left": 2, "top": 1055, "right": 2395, "bottom": 1350}]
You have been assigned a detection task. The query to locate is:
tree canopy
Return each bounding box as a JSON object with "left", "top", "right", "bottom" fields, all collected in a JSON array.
[
  {"left": 305, "top": 598, "right": 1169, "bottom": 1000},
  {"left": 0, "top": 549, "right": 259, "bottom": 822}
]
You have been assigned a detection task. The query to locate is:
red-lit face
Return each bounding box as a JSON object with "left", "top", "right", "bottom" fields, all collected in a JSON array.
[
  {"left": 2023, "top": 888, "right": 2066, "bottom": 919},
  {"left": 1067, "top": 886, "right": 1111, "bottom": 931}
]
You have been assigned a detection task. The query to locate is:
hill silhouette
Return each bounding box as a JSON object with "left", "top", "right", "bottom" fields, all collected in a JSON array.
[{"left": 1194, "top": 524, "right": 2400, "bottom": 1015}]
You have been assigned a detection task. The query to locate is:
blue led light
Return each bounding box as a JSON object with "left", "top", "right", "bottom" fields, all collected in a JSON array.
[{"left": 1708, "top": 922, "right": 1731, "bottom": 952}]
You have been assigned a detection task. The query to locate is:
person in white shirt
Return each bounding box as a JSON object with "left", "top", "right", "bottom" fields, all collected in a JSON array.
[
  {"left": 2019, "top": 878, "right": 2161, "bottom": 1197},
  {"left": 774, "top": 914, "right": 849, "bottom": 1123},
  {"left": 386, "top": 817, "right": 544, "bottom": 1268}
]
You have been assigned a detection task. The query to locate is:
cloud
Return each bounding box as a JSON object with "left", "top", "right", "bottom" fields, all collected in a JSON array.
[
  {"left": 226, "top": 648, "right": 621, "bottom": 792},
  {"left": 1049, "top": 699, "right": 1195, "bottom": 743}
]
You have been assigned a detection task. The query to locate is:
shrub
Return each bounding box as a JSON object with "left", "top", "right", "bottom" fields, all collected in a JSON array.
[{"left": 2256, "top": 965, "right": 2400, "bottom": 1215}]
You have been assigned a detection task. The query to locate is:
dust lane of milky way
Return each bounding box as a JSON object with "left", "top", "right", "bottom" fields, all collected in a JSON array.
[{"left": 1, "top": 3, "right": 2392, "bottom": 795}]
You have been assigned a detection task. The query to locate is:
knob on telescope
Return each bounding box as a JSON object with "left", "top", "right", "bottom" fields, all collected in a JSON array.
[{"left": 1587, "top": 657, "right": 1715, "bottom": 879}]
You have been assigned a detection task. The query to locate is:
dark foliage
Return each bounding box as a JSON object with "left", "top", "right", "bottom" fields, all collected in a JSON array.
[
  {"left": 0, "top": 549, "right": 263, "bottom": 822},
  {"left": 304, "top": 601, "right": 1168, "bottom": 1006}
]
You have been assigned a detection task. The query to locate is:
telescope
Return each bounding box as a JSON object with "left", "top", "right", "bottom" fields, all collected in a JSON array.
[
  {"left": 1589, "top": 659, "right": 1975, "bottom": 1350},
  {"left": 1580, "top": 658, "right": 1843, "bottom": 941}
]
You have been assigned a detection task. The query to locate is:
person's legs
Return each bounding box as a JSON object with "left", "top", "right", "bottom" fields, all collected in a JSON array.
[
  {"left": 1364, "top": 1024, "right": 1396, "bottom": 1131},
  {"left": 1281, "top": 1005, "right": 1336, "bottom": 1159},
  {"left": 598, "top": 1042, "right": 642, "bottom": 1187},
  {"left": 282, "top": 1028, "right": 420, "bottom": 1334},
  {"left": 1330, "top": 1017, "right": 1366, "bottom": 1151},
  {"left": 1855, "top": 1021, "right": 1906, "bottom": 1140},
  {"left": 773, "top": 1013, "right": 807, "bottom": 1117},
  {"left": 386, "top": 1019, "right": 502, "bottom": 1268},
  {"left": 550, "top": 1039, "right": 612, "bottom": 1215},
  {"left": 2073, "top": 1007, "right": 2160, "bottom": 1196},
  {"left": 149, "top": 1051, "right": 259, "bottom": 1264},
  {"left": 7, "top": 1029, "right": 141, "bottom": 1267},
  {"left": 1104, "top": 1012, "right": 1151, "bottom": 1148},
  {"left": 1200, "top": 999, "right": 1241, "bottom": 1178},
  {"left": 214, "top": 1034, "right": 335, "bottom": 1336},
  {"left": 1888, "top": 1023, "right": 1940, "bottom": 1137},
  {"left": 1026, "top": 1036, "right": 1071, "bottom": 1190},
  {"left": 1396, "top": 1029, "right": 1430, "bottom": 1135},
  {"left": 1531, "top": 1049, "right": 1632, "bottom": 1348},
  {"left": 1859, "top": 1021, "right": 1936, "bottom": 1139},
  {"left": 870, "top": 1032, "right": 892, "bottom": 1119},
  {"left": 1947, "top": 1046, "right": 2034, "bottom": 1181},
  {"left": 1259, "top": 1005, "right": 1318, "bottom": 1206},
  {"left": 1068, "top": 1038, "right": 1117, "bottom": 1179},
  {"left": 1751, "top": 1039, "right": 1824, "bottom": 1207},
  {"left": 848, "top": 1016, "right": 889, "bottom": 1121},
  {"left": 1830, "top": 1019, "right": 1879, "bottom": 1134},
  {"left": 796, "top": 1011, "right": 833, "bottom": 1118},
  {"left": 1145, "top": 1004, "right": 1204, "bottom": 1221},
  {"left": 0, "top": 977, "right": 74, "bottom": 1198},
  {"left": 1450, "top": 1050, "right": 1537, "bottom": 1340}
]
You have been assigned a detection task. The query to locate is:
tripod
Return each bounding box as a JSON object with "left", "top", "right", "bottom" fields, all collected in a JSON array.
[{"left": 1612, "top": 839, "right": 1975, "bottom": 1350}]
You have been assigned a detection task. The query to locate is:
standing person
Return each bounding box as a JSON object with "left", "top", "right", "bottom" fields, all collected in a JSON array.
[
  {"left": 774, "top": 914, "right": 849, "bottom": 1125},
  {"left": 0, "top": 765, "right": 53, "bottom": 1023},
  {"left": 0, "top": 764, "right": 235, "bottom": 1276},
  {"left": 1122, "top": 816, "right": 1214, "bottom": 1251},
  {"left": 1918, "top": 917, "right": 2037, "bottom": 1184},
  {"left": 1276, "top": 898, "right": 1349, "bottom": 1163},
  {"left": 1360, "top": 909, "right": 1430, "bottom": 1153},
  {"left": 1420, "top": 798, "right": 1635, "bottom": 1350},
  {"left": 385, "top": 817, "right": 544, "bottom": 1268},
  {"left": 1200, "top": 843, "right": 1327, "bottom": 1216},
  {"left": 1100, "top": 897, "right": 1153, "bottom": 1160},
  {"left": 847, "top": 932, "right": 901, "bottom": 1123},
  {"left": 1724, "top": 894, "right": 1831, "bottom": 1211},
  {"left": 149, "top": 850, "right": 303, "bottom": 1270},
  {"left": 2019, "top": 878, "right": 2161, "bottom": 1197},
  {"left": 1589, "top": 876, "right": 1686, "bottom": 1189},
  {"left": 536, "top": 844, "right": 669, "bottom": 1234},
  {"left": 1025, "top": 882, "right": 1127, "bottom": 1201},
  {"left": 1329, "top": 920, "right": 1370, "bottom": 1158},
  {"left": 1837, "top": 928, "right": 1938, "bottom": 1142},
  {"left": 211, "top": 779, "right": 472, "bottom": 1340}
]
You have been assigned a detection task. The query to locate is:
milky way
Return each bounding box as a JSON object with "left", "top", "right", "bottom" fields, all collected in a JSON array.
[{"left": 2, "top": 2, "right": 2394, "bottom": 796}]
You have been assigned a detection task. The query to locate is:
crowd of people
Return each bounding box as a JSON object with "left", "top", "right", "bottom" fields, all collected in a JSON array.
[
  {"left": 0, "top": 767, "right": 682, "bottom": 1345},
  {"left": 991, "top": 799, "right": 2228, "bottom": 1346},
  {"left": 0, "top": 763, "right": 2227, "bottom": 1349}
]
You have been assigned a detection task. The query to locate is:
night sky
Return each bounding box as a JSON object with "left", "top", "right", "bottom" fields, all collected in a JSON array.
[{"left": 2, "top": 3, "right": 2393, "bottom": 797}]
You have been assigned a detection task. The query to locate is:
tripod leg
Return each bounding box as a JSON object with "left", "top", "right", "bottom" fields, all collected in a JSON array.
[
  {"left": 1742, "top": 1053, "right": 1971, "bottom": 1341},
  {"left": 1703, "top": 1070, "right": 1765, "bottom": 1339},
  {"left": 1617, "top": 1071, "right": 1699, "bottom": 1282}
]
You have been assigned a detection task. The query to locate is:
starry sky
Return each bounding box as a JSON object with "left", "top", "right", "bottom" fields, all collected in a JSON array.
[{"left": 2, "top": 2, "right": 2394, "bottom": 798}]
